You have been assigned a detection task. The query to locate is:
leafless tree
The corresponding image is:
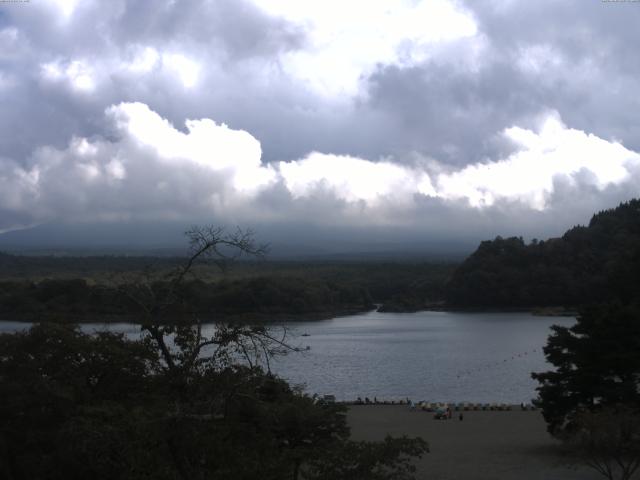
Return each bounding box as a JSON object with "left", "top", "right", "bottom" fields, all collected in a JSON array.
[{"left": 117, "top": 226, "right": 296, "bottom": 375}]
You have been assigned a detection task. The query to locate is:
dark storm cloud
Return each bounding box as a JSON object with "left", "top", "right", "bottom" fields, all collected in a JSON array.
[
  {"left": 112, "top": 0, "right": 306, "bottom": 59},
  {"left": 3, "top": 0, "right": 640, "bottom": 164},
  {"left": 1, "top": 0, "right": 640, "bottom": 250},
  {"left": 460, "top": 0, "right": 640, "bottom": 151},
  {"left": 362, "top": 0, "right": 640, "bottom": 166},
  {"left": 364, "top": 59, "right": 542, "bottom": 166},
  {"left": 0, "top": 0, "right": 310, "bottom": 162}
]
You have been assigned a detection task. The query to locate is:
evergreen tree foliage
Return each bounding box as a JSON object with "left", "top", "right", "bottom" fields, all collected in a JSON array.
[
  {"left": 447, "top": 199, "right": 640, "bottom": 308},
  {"left": 532, "top": 303, "right": 640, "bottom": 436}
]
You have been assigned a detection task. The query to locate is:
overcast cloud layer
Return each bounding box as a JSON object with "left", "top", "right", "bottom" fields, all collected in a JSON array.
[{"left": 1, "top": 0, "right": 639, "bottom": 249}]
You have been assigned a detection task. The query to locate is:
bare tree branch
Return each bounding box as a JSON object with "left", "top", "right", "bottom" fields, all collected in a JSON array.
[{"left": 113, "top": 225, "right": 293, "bottom": 377}]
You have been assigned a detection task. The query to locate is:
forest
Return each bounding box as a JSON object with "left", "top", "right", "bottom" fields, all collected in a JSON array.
[
  {"left": 446, "top": 199, "right": 640, "bottom": 309},
  {"left": 0, "top": 254, "right": 454, "bottom": 322}
]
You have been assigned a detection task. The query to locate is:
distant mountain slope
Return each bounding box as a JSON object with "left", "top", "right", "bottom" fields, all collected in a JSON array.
[{"left": 446, "top": 199, "right": 640, "bottom": 308}]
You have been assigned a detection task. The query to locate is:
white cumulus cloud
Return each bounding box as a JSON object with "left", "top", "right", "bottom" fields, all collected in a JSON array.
[
  {"left": 251, "top": 0, "right": 478, "bottom": 95},
  {"left": 279, "top": 152, "right": 436, "bottom": 204},
  {"left": 40, "top": 59, "right": 96, "bottom": 92},
  {"left": 1, "top": 103, "right": 639, "bottom": 235},
  {"left": 435, "top": 112, "right": 640, "bottom": 209}
]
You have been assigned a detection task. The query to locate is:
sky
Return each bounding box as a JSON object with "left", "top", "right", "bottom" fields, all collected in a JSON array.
[{"left": 1, "top": 0, "right": 639, "bottom": 253}]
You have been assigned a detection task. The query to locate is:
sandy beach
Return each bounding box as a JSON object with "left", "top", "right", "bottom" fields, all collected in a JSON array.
[{"left": 347, "top": 405, "right": 602, "bottom": 480}]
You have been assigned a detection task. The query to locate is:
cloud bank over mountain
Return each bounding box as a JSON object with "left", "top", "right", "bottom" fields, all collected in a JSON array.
[
  {"left": 1, "top": 0, "right": 639, "bottom": 248},
  {"left": 2, "top": 103, "right": 638, "bottom": 238}
]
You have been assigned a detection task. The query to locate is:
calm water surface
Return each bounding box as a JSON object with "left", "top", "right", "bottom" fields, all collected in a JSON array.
[
  {"left": 269, "top": 310, "right": 573, "bottom": 403},
  {"left": 0, "top": 310, "right": 573, "bottom": 403}
]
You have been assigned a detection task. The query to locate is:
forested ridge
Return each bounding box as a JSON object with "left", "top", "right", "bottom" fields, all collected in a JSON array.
[
  {"left": 0, "top": 277, "right": 373, "bottom": 322},
  {"left": 0, "top": 257, "right": 454, "bottom": 321},
  {"left": 446, "top": 199, "right": 640, "bottom": 308}
]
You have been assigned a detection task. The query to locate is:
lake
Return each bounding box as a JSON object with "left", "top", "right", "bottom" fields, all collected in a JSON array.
[{"left": 0, "top": 310, "right": 573, "bottom": 404}]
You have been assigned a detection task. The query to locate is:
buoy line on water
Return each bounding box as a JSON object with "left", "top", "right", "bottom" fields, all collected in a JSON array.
[{"left": 454, "top": 348, "right": 541, "bottom": 379}]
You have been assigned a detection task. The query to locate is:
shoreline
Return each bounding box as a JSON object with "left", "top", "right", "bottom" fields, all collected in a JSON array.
[
  {"left": 336, "top": 401, "right": 536, "bottom": 410},
  {"left": 0, "top": 305, "right": 375, "bottom": 326},
  {"left": 379, "top": 304, "right": 578, "bottom": 317},
  {"left": 0, "top": 304, "right": 577, "bottom": 326}
]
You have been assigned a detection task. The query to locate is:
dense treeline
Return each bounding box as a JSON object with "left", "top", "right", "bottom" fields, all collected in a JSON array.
[
  {"left": 0, "top": 252, "right": 185, "bottom": 279},
  {"left": 446, "top": 199, "right": 640, "bottom": 308},
  {"left": 0, "top": 276, "right": 374, "bottom": 322},
  {"left": 0, "top": 256, "right": 455, "bottom": 320},
  {"left": 533, "top": 303, "right": 640, "bottom": 435},
  {"left": 181, "top": 276, "right": 374, "bottom": 318}
]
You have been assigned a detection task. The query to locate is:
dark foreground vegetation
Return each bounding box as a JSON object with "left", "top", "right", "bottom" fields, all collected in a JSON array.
[
  {"left": 0, "top": 227, "right": 428, "bottom": 479},
  {"left": 0, "top": 322, "right": 427, "bottom": 480},
  {"left": 533, "top": 302, "right": 640, "bottom": 480}
]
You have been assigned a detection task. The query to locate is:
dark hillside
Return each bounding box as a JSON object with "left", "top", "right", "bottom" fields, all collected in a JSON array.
[{"left": 446, "top": 199, "right": 640, "bottom": 308}]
